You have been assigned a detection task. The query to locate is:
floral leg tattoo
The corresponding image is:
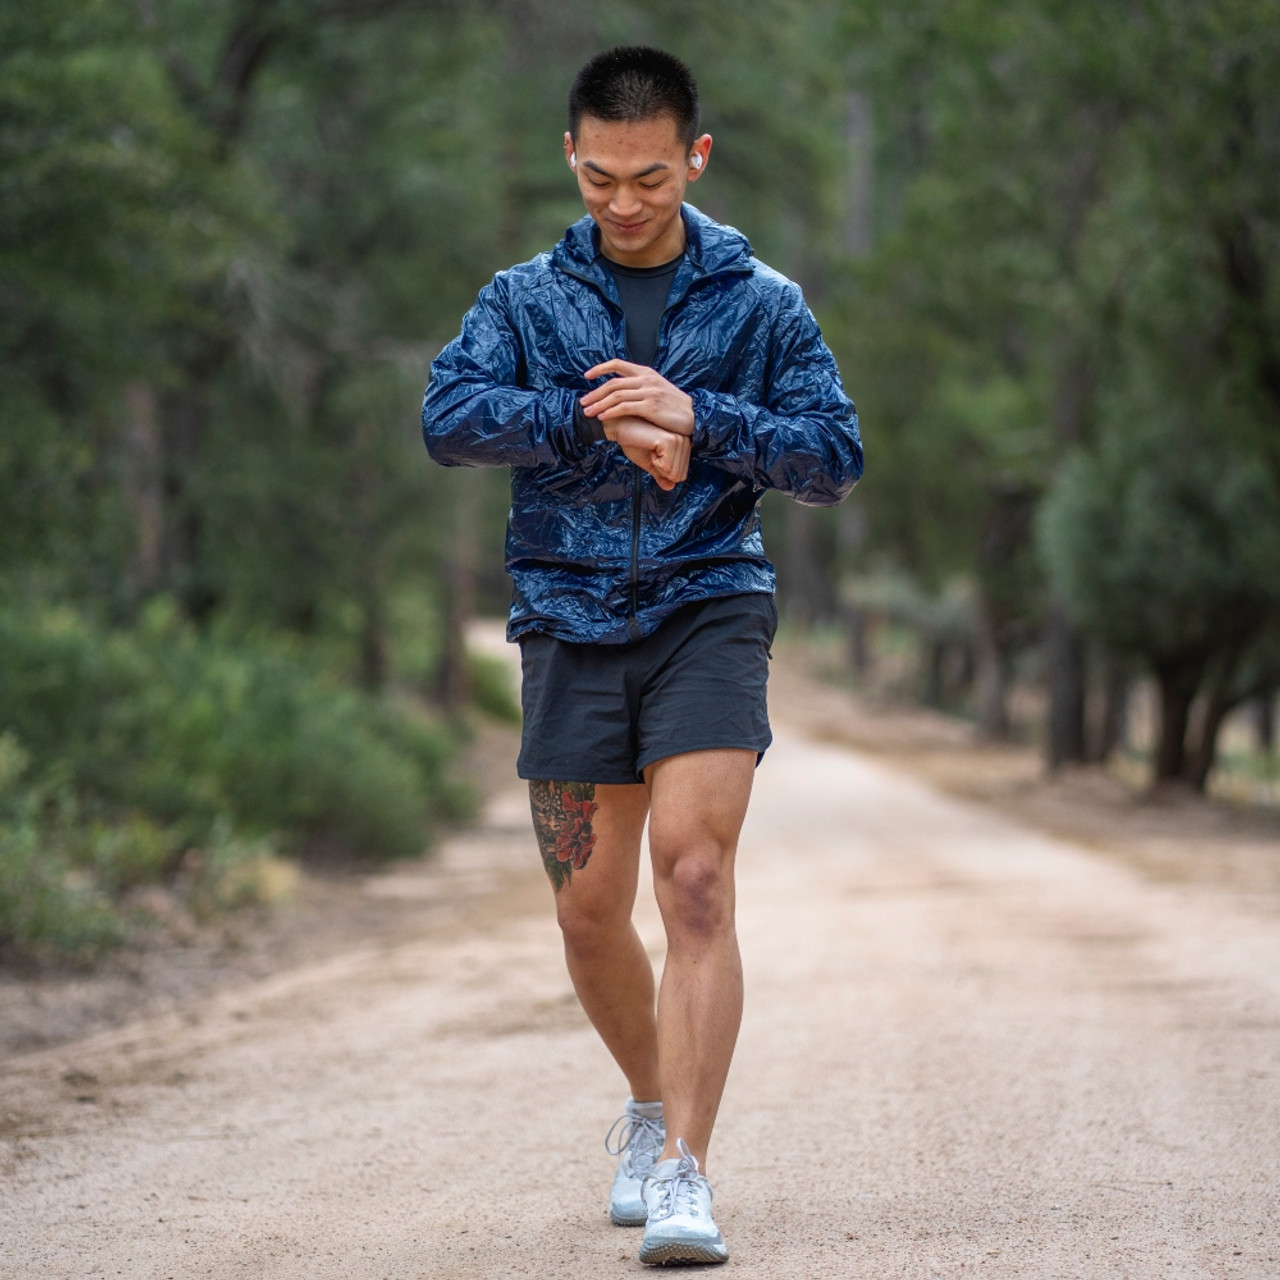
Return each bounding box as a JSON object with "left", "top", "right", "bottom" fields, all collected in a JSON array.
[{"left": 529, "top": 780, "right": 599, "bottom": 893}]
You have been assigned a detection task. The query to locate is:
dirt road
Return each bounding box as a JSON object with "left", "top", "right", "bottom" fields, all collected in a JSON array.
[{"left": 4, "top": 719, "right": 1280, "bottom": 1278}]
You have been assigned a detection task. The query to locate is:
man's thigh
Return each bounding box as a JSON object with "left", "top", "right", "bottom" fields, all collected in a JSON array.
[
  {"left": 643, "top": 748, "right": 756, "bottom": 874},
  {"left": 529, "top": 779, "right": 649, "bottom": 901}
]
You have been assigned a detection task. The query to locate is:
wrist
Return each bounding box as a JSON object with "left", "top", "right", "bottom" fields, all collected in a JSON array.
[
  {"left": 573, "top": 401, "right": 607, "bottom": 446},
  {"left": 674, "top": 391, "right": 695, "bottom": 437}
]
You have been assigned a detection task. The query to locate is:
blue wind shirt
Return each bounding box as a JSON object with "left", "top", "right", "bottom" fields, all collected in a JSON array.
[{"left": 422, "top": 204, "right": 862, "bottom": 644}]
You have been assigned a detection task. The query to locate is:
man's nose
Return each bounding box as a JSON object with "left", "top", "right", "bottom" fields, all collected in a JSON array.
[{"left": 609, "top": 186, "right": 643, "bottom": 216}]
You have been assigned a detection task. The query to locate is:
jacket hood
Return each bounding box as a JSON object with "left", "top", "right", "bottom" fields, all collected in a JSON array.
[{"left": 552, "top": 203, "right": 753, "bottom": 287}]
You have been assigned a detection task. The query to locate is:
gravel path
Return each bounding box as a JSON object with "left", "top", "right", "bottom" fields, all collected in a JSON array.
[{"left": 3, "top": 724, "right": 1279, "bottom": 1278}]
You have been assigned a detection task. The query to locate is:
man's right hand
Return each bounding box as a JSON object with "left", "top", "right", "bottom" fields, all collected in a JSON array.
[{"left": 605, "top": 417, "right": 691, "bottom": 491}]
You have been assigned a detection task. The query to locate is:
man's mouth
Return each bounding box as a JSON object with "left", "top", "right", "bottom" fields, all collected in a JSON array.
[{"left": 611, "top": 220, "right": 647, "bottom": 235}]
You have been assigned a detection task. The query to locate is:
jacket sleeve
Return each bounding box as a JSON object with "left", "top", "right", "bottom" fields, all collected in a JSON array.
[
  {"left": 421, "top": 273, "right": 588, "bottom": 469},
  {"left": 689, "top": 287, "right": 863, "bottom": 507}
]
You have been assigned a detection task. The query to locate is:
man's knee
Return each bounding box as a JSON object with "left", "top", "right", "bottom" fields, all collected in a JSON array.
[
  {"left": 555, "top": 890, "right": 631, "bottom": 960},
  {"left": 652, "top": 843, "right": 734, "bottom": 939}
]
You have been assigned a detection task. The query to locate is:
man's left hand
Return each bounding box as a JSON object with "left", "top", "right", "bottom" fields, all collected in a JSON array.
[
  {"left": 605, "top": 416, "right": 691, "bottom": 490},
  {"left": 581, "top": 360, "right": 695, "bottom": 438}
]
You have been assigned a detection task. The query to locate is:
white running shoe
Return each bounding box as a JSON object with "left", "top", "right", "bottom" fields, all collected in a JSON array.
[
  {"left": 638, "top": 1138, "right": 728, "bottom": 1266},
  {"left": 605, "top": 1098, "right": 666, "bottom": 1226}
]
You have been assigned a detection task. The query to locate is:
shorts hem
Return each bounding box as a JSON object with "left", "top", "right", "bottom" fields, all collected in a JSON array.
[
  {"left": 516, "top": 763, "right": 645, "bottom": 785},
  {"left": 635, "top": 736, "right": 772, "bottom": 780}
]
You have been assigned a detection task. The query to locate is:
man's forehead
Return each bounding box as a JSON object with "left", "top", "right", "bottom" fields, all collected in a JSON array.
[{"left": 573, "top": 113, "right": 686, "bottom": 154}]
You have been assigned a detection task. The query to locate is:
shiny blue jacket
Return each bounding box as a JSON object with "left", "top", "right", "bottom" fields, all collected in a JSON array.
[{"left": 422, "top": 204, "right": 862, "bottom": 644}]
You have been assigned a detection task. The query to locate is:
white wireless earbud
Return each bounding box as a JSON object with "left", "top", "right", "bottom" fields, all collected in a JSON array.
[
  {"left": 570, "top": 151, "right": 577, "bottom": 168},
  {"left": 690, "top": 153, "right": 703, "bottom": 170}
]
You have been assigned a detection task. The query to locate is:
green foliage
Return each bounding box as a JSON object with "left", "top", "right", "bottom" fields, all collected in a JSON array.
[
  {"left": 0, "top": 602, "right": 471, "bottom": 862},
  {"left": 830, "top": 0, "right": 1280, "bottom": 773},
  {"left": 181, "top": 817, "right": 296, "bottom": 922},
  {"left": 0, "top": 820, "right": 125, "bottom": 967},
  {"left": 1040, "top": 424, "right": 1280, "bottom": 663},
  {"left": 0, "top": 730, "right": 298, "bottom": 964},
  {"left": 466, "top": 654, "right": 522, "bottom": 726},
  {"left": 0, "top": 734, "right": 124, "bottom": 965},
  {"left": 6, "top": 0, "right": 1278, "bottom": 842}
]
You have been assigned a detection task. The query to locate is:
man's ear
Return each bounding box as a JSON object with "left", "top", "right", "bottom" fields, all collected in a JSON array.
[
  {"left": 687, "top": 134, "right": 713, "bottom": 181},
  {"left": 564, "top": 131, "right": 576, "bottom": 170}
]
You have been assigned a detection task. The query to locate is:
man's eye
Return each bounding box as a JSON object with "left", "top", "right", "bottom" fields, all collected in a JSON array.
[{"left": 641, "top": 180, "right": 666, "bottom": 190}]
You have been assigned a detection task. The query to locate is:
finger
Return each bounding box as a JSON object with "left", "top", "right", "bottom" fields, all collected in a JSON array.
[
  {"left": 650, "top": 446, "right": 683, "bottom": 483},
  {"left": 621, "top": 445, "right": 658, "bottom": 471},
  {"left": 647, "top": 457, "right": 676, "bottom": 488},
  {"left": 636, "top": 448, "right": 675, "bottom": 488},
  {"left": 582, "top": 388, "right": 642, "bottom": 414},
  {"left": 583, "top": 359, "right": 646, "bottom": 381},
  {"left": 593, "top": 399, "right": 660, "bottom": 422},
  {"left": 580, "top": 380, "right": 647, "bottom": 409},
  {"left": 665, "top": 442, "right": 690, "bottom": 484}
]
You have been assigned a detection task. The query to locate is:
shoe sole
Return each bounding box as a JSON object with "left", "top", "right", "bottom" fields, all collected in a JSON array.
[
  {"left": 638, "top": 1239, "right": 728, "bottom": 1266},
  {"left": 610, "top": 1207, "right": 647, "bottom": 1227}
]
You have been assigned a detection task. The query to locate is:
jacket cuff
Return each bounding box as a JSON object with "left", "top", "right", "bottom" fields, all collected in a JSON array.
[
  {"left": 689, "top": 388, "right": 741, "bottom": 454},
  {"left": 573, "top": 401, "right": 607, "bottom": 447}
]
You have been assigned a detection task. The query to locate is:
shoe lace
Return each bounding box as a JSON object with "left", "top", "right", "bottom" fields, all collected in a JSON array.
[
  {"left": 605, "top": 1108, "right": 665, "bottom": 1178},
  {"left": 646, "top": 1138, "right": 706, "bottom": 1221}
]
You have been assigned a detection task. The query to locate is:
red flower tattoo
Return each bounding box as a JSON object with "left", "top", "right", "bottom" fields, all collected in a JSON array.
[{"left": 530, "top": 781, "right": 599, "bottom": 891}]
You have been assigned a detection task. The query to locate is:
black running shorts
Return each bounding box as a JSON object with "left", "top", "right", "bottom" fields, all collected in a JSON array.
[{"left": 517, "top": 593, "right": 777, "bottom": 784}]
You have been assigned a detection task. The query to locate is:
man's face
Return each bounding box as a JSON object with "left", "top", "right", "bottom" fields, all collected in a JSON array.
[{"left": 565, "top": 114, "right": 711, "bottom": 268}]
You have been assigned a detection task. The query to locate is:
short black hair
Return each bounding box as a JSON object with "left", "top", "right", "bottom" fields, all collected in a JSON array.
[{"left": 568, "top": 46, "right": 700, "bottom": 146}]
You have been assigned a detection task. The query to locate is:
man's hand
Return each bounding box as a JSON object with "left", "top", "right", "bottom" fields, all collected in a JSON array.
[
  {"left": 605, "top": 416, "right": 691, "bottom": 491},
  {"left": 581, "top": 360, "right": 695, "bottom": 438}
]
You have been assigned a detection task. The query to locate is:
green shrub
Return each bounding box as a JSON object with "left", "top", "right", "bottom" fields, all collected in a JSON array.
[
  {"left": 0, "top": 603, "right": 477, "bottom": 964},
  {"left": 0, "top": 819, "right": 124, "bottom": 964},
  {"left": 182, "top": 817, "right": 298, "bottom": 921},
  {"left": 467, "top": 652, "right": 521, "bottom": 725},
  {"left": 73, "top": 814, "right": 179, "bottom": 895},
  {"left": 0, "top": 602, "right": 472, "bottom": 862},
  {"left": 0, "top": 735, "right": 123, "bottom": 964}
]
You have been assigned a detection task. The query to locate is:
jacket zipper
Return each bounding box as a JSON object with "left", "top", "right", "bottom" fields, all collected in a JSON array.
[
  {"left": 628, "top": 468, "right": 642, "bottom": 639},
  {"left": 558, "top": 254, "right": 696, "bottom": 642},
  {"left": 626, "top": 293, "right": 682, "bottom": 640}
]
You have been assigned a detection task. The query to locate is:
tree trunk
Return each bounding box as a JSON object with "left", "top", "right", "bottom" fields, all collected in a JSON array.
[
  {"left": 1254, "top": 691, "right": 1276, "bottom": 754},
  {"left": 844, "top": 605, "right": 870, "bottom": 676},
  {"left": 434, "top": 470, "right": 479, "bottom": 714},
  {"left": 160, "top": 384, "right": 222, "bottom": 621},
  {"left": 1151, "top": 656, "right": 1203, "bottom": 783},
  {"left": 922, "top": 635, "right": 947, "bottom": 708},
  {"left": 122, "top": 380, "right": 164, "bottom": 606},
  {"left": 781, "top": 502, "right": 826, "bottom": 629},
  {"left": 359, "top": 576, "right": 387, "bottom": 692},
  {"left": 1183, "top": 643, "right": 1249, "bottom": 791},
  {"left": 836, "top": 498, "right": 867, "bottom": 674},
  {"left": 1044, "top": 318, "right": 1093, "bottom": 770},
  {"left": 1045, "top": 600, "right": 1088, "bottom": 768},
  {"left": 975, "top": 641, "right": 1012, "bottom": 740},
  {"left": 1185, "top": 685, "right": 1234, "bottom": 793},
  {"left": 975, "top": 603, "right": 1012, "bottom": 739},
  {"left": 1092, "top": 650, "right": 1129, "bottom": 763}
]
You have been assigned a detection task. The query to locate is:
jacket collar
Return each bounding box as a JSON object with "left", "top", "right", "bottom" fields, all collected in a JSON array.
[{"left": 552, "top": 204, "right": 753, "bottom": 299}]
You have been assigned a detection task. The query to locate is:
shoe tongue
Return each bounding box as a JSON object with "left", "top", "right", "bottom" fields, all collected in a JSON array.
[
  {"left": 628, "top": 1099, "right": 664, "bottom": 1120},
  {"left": 650, "top": 1158, "right": 681, "bottom": 1179}
]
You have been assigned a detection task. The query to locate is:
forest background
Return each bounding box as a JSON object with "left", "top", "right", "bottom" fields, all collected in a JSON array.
[{"left": 3, "top": 0, "right": 1278, "bottom": 963}]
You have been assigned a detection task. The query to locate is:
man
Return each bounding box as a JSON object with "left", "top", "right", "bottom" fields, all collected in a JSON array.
[{"left": 422, "top": 46, "right": 861, "bottom": 1266}]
